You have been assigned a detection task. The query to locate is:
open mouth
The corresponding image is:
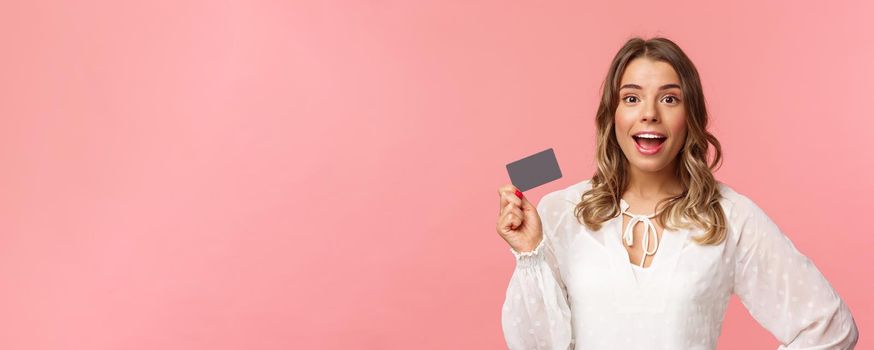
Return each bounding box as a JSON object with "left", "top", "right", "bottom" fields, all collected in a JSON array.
[{"left": 632, "top": 135, "right": 667, "bottom": 150}]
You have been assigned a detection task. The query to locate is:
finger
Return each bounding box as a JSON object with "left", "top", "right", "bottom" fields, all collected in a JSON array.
[
  {"left": 503, "top": 211, "right": 521, "bottom": 231},
  {"left": 499, "top": 207, "right": 519, "bottom": 228},
  {"left": 498, "top": 211, "right": 513, "bottom": 232},
  {"left": 499, "top": 188, "right": 522, "bottom": 210},
  {"left": 498, "top": 184, "right": 522, "bottom": 208},
  {"left": 508, "top": 206, "right": 523, "bottom": 221},
  {"left": 519, "top": 194, "right": 536, "bottom": 211},
  {"left": 497, "top": 184, "right": 512, "bottom": 207},
  {"left": 500, "top": 202, "right": 516, "bottom": 217}
]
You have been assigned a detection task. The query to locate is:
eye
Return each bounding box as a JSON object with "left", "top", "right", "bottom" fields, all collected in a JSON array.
[
  {"left": 622, "top": 96, "right": 639, "bottom": 103},
  {"left": 661, "top": 95, "right": 680, "bottom": 104}
]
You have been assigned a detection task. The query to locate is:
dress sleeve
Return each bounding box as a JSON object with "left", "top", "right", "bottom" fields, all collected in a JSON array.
[
  {"left": 732, "top": 199, "right": 859, "bottom": 349},
  {"left": 501, "top": 194, "right": 573, "bottom": 350}
]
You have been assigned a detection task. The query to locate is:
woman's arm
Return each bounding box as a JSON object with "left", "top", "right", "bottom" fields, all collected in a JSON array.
[
  {"left": 732, "top": 198, "right": 859, "bottom": 349},
  {"left": 501, "top": 193, "right": 573, "bottom": 350}
]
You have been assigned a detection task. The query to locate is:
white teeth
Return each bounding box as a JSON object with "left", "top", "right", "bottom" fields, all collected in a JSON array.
[{"left": 635, "top": 134, "right": 666, "bottom": 139}]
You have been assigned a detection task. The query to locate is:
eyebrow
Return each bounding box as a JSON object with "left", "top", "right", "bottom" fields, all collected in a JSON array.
[{"left": 619, "top": 83, "right": 682, "bottom": 91}]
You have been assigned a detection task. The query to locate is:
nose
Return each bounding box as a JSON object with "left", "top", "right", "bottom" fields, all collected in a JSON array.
[{"left": 642, "top": 100, "right": 658, "bottom": 122}]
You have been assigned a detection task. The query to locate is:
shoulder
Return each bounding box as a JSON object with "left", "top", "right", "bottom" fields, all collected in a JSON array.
[
  {"left": 715, "top": 180, "right": 769, "bottom": 222},
  {"left": 715, "top": 181, "right": 783, "bottom": 247}
]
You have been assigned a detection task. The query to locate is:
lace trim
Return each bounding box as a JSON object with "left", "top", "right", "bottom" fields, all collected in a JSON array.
[{"left": 509, "top": 236, "right": 546, "bottom": 259}]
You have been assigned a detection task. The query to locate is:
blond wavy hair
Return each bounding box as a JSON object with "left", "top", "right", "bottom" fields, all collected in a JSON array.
[{"left": 575, "top": 36, "right": 727, "bottom": 245}]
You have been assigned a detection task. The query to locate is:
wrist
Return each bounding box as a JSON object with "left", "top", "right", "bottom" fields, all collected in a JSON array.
[{"left": 510, "top": 236, "right": 544, "bottom": 258}]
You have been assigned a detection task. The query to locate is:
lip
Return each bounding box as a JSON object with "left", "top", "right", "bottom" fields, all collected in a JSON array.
[{"left": 633, "top": 135, "right": 665, "bottom": 155}]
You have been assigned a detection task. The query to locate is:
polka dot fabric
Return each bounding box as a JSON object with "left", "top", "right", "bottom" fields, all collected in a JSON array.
[{"left": 501, "top": 179, "right": 859, "bottom": 349}]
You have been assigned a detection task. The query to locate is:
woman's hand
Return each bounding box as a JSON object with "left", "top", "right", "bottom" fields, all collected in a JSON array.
[{"left": 496, "top": 184, "right": 543, "bottom": 253}]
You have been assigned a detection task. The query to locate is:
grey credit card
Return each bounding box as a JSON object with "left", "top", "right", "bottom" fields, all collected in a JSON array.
[{"left": 506, "top": 148, "right": 562, "bottom": 192}]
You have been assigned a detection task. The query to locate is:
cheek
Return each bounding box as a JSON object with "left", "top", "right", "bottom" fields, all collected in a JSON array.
[
  {"left": 670, "top": 118, "right": 687, "bottom": 140},
  {"left": 662, "top": 109, "right": 687, "bottom": 139},
  {"left": 613, "top": 108, "right": 634, "bottom": 132}
]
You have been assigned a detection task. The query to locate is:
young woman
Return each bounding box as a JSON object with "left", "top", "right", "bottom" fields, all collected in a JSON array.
[{"left": 495, "top": 37, "right": 859, "bottom": 349}]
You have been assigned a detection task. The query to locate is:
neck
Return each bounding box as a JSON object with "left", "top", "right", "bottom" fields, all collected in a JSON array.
[{"left": 624, "top": 160, "right": 683, "bottom": 200}]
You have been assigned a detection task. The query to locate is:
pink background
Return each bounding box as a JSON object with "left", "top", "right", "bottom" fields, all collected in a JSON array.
[{"left": 1, "top": 1, "right": 871, "bottom": 349}]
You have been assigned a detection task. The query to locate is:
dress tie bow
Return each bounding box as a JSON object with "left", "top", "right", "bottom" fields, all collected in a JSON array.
[{"left": 620, "top": 200, "right": 660, "bottom": 268}]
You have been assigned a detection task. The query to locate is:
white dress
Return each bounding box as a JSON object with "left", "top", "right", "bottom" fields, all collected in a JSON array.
[{"left": 502, "top": 179, "right": 858, "bottom": 349}]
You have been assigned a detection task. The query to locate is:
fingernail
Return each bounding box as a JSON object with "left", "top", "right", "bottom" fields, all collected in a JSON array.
[{"left": 514, "top": 189, "right": 523, "bottom": 199}]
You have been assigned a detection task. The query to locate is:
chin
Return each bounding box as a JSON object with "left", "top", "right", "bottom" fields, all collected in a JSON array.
[
  {"left": 631, "top": 161, "right": 673, "bottom": 173},
  {"left": 625, "top": 148, "right": 680, "bottom": 173}
]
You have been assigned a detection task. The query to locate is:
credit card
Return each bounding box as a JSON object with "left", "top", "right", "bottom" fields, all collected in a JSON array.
[{"left": 506, "top": 148, "right": 562, "bottom": 192}]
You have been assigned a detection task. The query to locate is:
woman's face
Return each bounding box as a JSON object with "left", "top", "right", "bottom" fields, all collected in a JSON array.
[{"left": 614, "top": 57, "right": 687, "bottom": 174}]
